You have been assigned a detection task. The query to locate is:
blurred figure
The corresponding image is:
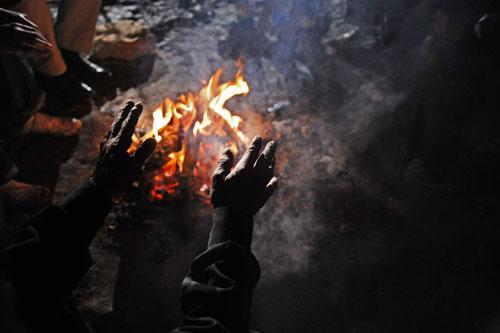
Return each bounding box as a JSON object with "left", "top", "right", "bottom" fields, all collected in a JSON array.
[
  {"left": 405, "top": 0, "right": 500, "bottom": 190},
  {"left": 11, "top": 0, "right": 111, "bottom": 108},
  {"left": 0, "top": 101, "right": 157, "bottom": 332},
  {"left": 0, "top": 7, "right": 82, "bottom": 214},
  {"left": 0, "top": 7, "right": 84, "bottom": 135}
]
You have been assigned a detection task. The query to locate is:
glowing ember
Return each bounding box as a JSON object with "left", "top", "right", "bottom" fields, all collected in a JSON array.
[{"left": 132, "top": 60, "right": 250, "bottom": 201}]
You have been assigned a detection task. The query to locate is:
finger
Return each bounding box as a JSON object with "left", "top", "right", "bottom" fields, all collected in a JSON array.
[
  {"left": 20, "top": 26, "right": 52, "bottom": 46},
  {"left": 17, "top": 22, "right": 42, "bottom": 33},
  {"left": 212, "top": 148, "right": 234, "bottom": 187},
  {"left": 110, "top": 100, "right": 134, "bottom": 137},
  {"left": 18, "top": 14, "right": 39, "bottom": 30},
  {"left": 117, "top": 103, "right": 143, "bottom": 150},
  {"left": 16, "top": 31, "right": 51, "bottom": 50},
  {"left": 255, "top": 156, "right": 275, "bottom": 189},
  {"left": 13, "top": 22, "right": 38, "bottom": 33},
  {"left": 255, "top": 140, "right": 277, "bottom": 169},
  {"left": 263, "top": 157, "right": 276, "bottom": 182},
  {"left": 235, "top": 136, "right": 262, "bottom": 171},
  {"left": 265, "top": 177, "right": 278, "bottom": 200},
  {"left": 14, "top": 24, "right": 43, "bottom": 37},
  {"left": 34, "top": 37, "right": 52, "bottom": 49},
  {"left": 25, "top": 40, "right": 52, "bottom": 52},
  {"left": 99, "top": 137, "right": 107, "bottom": 151},
  {"left": 15, "top": 26, "right": 52, "bottom": 46},
  {"left": 15, "top": 29, "right": 41, "bottom": 42},
  {"left": 133, "top": 137, "right": 156, "bottom": 164},
  {"left": 119, "top": 103, "right": 143, "bottom": 139}
]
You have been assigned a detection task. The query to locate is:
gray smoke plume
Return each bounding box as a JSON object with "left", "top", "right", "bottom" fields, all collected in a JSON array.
[{"left": 62, "top": 1, "right": 467, "bottom": 332}]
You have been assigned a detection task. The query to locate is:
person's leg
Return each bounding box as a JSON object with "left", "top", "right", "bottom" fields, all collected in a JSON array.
[
  {"left": 0, "top": 146, "right": 52, "bottom": 214},
  {"left": 21, "top": 113, "right": 82, "bottom": 137},
  {"left": 0, "top": 53, "right": 83, "bottom": 138},
  {"left": 10, "top": 0, "right": 92, "bottom": 105},
  {"left": 54, "top": 0, "right": 111, "bottom": 90},
  {"left": 0, "top": 54, "right": 44, "bottom": 135},
  {"left": 11, "top": 0, "right": 66, "bottom": 76},
  {"left": 55, "top": 0, "right": 102, "bottom": 55}
]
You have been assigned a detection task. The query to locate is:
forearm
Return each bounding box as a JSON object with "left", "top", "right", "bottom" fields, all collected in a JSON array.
[
  {"left": 208, "top": 206, "right": 254, "bottom": 249},
  {"left": 175, "top": 207, "right": 260, "bottom": 332},
  {"left": 26, "top": 179, "right": 113, "bottom": 254},
  {"left": 58, "top": 179, "right": 113, "bottom": 246},
  {"left": 175, "top": 241, "right": 261, "bottom": 333},
  {"left": 2, "top": 180, "right": 113, "bottom": 299}
]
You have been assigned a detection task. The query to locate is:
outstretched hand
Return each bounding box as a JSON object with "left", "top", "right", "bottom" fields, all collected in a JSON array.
[
  {"left": 92, "top": 101, "right": 157, "bottom": 198},
  {"left": 0, "top": 8, "right": 52, "bottom": 55},
  {"left": 211, "top": 136, "right": 278, "bottom": 218}
]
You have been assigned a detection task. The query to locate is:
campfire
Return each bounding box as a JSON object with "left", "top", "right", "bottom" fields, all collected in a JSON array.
[{"left": 130, "top": 60, "right": 251, "bottom": 202}]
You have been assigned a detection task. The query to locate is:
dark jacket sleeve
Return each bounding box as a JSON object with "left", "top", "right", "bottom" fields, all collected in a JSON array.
[
  {"left": 172, "top": 207, "right": 260, "bottom": 333},
  {"left": 1, "top": 180, "right": 112, "bottom": 301}
]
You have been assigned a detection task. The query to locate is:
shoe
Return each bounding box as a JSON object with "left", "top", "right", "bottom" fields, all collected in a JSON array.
[
  {"left": 61, "top": 49, "right": 112, "bottom": 90},
  {"left": 0, "top": 180, "right": 52, "bottom": 213},
  {"left": 42, "top": 93, "right": 92, "bottom": 119},
  {"left": 22, "top": 113, "right": 83, "bottom": 137},
  {"left": 35, "top": 70, "right": 93, "bottom": 104}
]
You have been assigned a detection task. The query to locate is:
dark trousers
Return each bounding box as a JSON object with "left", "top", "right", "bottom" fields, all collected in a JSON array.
[
  {"left": 0, "top": 53, "right": 44, "bottom": 138},
  {"left": 0, "top": 53, "right": 45, "bottom": 184}
]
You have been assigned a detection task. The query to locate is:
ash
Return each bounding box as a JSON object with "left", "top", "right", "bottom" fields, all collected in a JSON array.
[{"left": 16, "top": 0, "right": 500, "bottom": 332}]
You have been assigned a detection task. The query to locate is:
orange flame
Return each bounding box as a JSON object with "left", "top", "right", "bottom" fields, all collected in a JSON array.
[{"left": 134, "top": 61, "right": 250, "bottom": 201}]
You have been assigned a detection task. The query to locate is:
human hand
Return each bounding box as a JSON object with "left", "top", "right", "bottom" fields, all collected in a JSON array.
[
  {"left": 92, "top": 101, "right": 157, "bottom": 198},
  {"left": 475, "top": 13, "right": 500, "bottom": 43},
  {"left": 211, "top": 136, "right": 278, "bottom": 218},
  {"left": 0, "top": 8, "right": 52, "bottom": 55}
]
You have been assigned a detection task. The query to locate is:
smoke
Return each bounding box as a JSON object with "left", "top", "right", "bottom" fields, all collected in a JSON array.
[
  {"left": 216, "top": 0, "right": 438, "bottom": 280},
  {"left": 78, "top": 1, "right": 470, "bottom": 331},
  {"left": 224, "top": 2, "right": 450, "bottom": 331},
  {"left": 107, "top": 0, "right": 441, "bottom": 284}
]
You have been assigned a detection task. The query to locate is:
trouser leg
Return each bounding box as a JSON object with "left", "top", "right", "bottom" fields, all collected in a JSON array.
[
  {"left": 55, "top": 0, "right": 102, "bottom": 55},
  {"left": 11, "top": 0, "right": 67, "bottom": 76},
  {"left": 0, "top": 54, "right": 45, "bottom": 137}
]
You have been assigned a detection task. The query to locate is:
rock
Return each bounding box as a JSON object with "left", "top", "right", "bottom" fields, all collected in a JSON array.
[
  {"left": 322, "top": 21, "right": 359, "bottom": 45},
  {"left": 321, "top": 20, "right": 359, "bottom": 56},
  {"left": 294, "top": 61, "right": 313, "bottom": 82},
  {"left": 92, "top": 20, "right": 156, "bottom": 61},
  {"left": 267, "top": 100, "right": 290, "bottom": 114}
]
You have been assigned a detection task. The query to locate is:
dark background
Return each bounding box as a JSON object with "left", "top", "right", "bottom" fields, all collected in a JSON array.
[{"left": 12, "top": 0, "right": 500, "bottom": 332}]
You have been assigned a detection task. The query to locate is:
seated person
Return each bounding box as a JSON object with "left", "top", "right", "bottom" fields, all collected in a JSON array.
[
  {"left": 0, "top": 7, "right": 83, "bottom": 214},
  {"left": 9, "top": 0, "right": 110, "bottom": 109},
  {"left": 0, "top": 100, "right": 278, "bottom": 333},
  {"left": 0, "top": 6, "right": 84, "bottom": 137}
]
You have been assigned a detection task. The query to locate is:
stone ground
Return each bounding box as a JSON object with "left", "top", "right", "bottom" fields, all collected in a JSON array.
[{"left": 11, "top": 0, "right": 500, "bottom": 332}]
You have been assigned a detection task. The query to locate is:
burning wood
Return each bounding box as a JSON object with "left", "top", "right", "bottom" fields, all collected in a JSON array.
[{"left": 130, "top": 60, "right": 250, "bottom": 202}]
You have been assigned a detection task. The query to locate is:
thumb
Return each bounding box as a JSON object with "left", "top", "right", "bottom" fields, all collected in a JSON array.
[
  {"left": 212, "top": 148, "right": 234, "bottom": 188},
  {"left": 134, "top": 137, "right": 157, "bottom": 165}
]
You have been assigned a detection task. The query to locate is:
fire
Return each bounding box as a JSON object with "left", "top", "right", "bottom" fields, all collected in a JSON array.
[{"left": 132, "top": 61, "right": 250, "bottom": 201}]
